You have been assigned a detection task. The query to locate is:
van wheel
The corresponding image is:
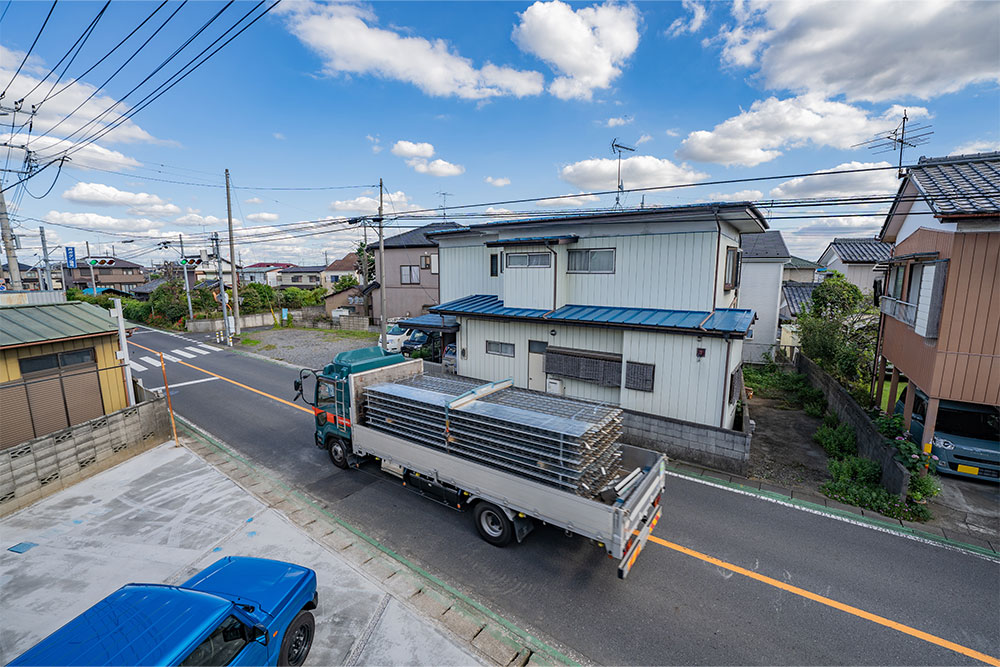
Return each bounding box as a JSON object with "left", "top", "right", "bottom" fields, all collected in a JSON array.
[
  {"left": 474, "top": 502, "right": 513, "bottom": 547},
  {"left": 328, "top": 437, "right": 349, "bottom": 469},
  {"left": 279, "top": 610, "right": 314, "bottom": 666}
]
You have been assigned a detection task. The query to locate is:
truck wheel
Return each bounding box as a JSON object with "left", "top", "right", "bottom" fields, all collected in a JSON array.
[
  {"left": 279, "top": 610, "right": 314, "bottom": 667},
  {"left": 474, "top": 502, "right": 513, "bottom": 547},
  {"left": 327, "top": 437, "right": 349, "bottom": 469}
]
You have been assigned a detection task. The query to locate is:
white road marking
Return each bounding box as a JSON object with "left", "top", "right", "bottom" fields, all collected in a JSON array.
[
  {"left": 161, "top": 353, "right": 180, "bottom": 363},
  {"left": 128, "top": 360, "right": 146, "bottom": 373},
  {"left": 197, "top": 344, "right": 218, "bottom": 352},
  {"left": 140, "top": 356, "right": 162, "bottom": 367},
  {"left": 171, "top": 348, "right": 196, "bottom": 359},
  {"left": 186, "top": 346, "right": 210, "bottom": 355},
  {"left": 147, "top": 377, "right": 220, "bottom": 392}
]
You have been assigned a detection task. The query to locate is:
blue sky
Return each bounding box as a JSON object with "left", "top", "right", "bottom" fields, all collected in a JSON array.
[{"left": 2, "top": 0, "right": 998, "bottom": 270}]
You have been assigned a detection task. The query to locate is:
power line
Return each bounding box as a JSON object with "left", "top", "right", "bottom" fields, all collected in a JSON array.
[{"left": 1, "top": 0, "right": 58, "bottom": 99}]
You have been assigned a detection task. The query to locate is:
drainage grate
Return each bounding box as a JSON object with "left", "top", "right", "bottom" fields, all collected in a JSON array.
[{"left": 8, "top": 542, "right": 38, "bottom": 554}]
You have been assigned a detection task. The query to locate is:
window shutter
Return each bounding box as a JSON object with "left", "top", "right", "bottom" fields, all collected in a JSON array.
[
  {"left": 914, "top": 261, "right": 948, "bottom": 338},
  {"left": 625, "top": 362, "right": 655, "bottom": 392}
]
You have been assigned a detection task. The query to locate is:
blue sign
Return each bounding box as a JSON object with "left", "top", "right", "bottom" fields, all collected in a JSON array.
[{"left": 65, "top": 246, "right": 77, "bottom": 269}]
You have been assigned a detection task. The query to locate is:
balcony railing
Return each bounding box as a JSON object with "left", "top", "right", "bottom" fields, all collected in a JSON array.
[{"left": 880, "top": 296, "right": 917, "bottom": 327}]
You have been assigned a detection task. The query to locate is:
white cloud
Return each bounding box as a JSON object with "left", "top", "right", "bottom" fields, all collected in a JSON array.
[
  {"left": 702, "top": 189, "right": 764, "bottom": 202},
  {"left": 536, "top": 193, "right": 602, "bottom": 207},
  {"left": 950, "top": 140, "right": 1000, "bottom": 156},
  {"left": 560, "top": 154, "right": 709, "bottom": 190},
  {"left": 174, "top": 213, "right": 231, "bottom": 227},
  {"left": 273, "top": 132, "right": 286, "bottom": 140},
  {"left": 677, "top": 96, "right": 928, "bottom": 167},
  {"left": 714, "top": 0, "right": 1000, "bottom": 102},
  {"left": 129, "top": 203, "right": 181, "bottom": 218},
  {"left": 245, "top": 197, "right": 264, "bottom": 205},
  {"left": 63, "top": 182, "right": 164, "bottom": 207},
  {"left": 606, "top": 116, "right": 631, "bottom": 128},
  {"left": 281, "top": 2, "right": 544, "bottom": 99},
  {"left": 485, "top": 176, "right": 511, "bottom": 187},
  {"left": 485, "top": 206, "right": 514, "bottom": 215},
  {"left": 392, "top": 140, "right": 435, "bottom": 158},
  {"left": 406, "top": 158, "right": 465, "bottom": 177},
  {"left": 636, "top": 134, "right": 652, "bottom": 145},
  {"left": 330, "top": 191, "right": 421, "bottom": 215},
  {"left": 769, "top": 161, "right": 898, "bottom": 199},
  {"left": 513, "top": 1, "right": 640, "bottom": 100},
  {"left": 667, "top": 0, "right": 707, "bottom": 37},
  {"left": 247, "top": 212, "right": 280, "bottom": 222},
  {"left": 44, "top": 210, "right": 162, "bottom": 232},
  {"left": 665, "top": 128, "right": 680, "bottom": 137},
  {"left": 8, "top": 133, "right": 141, "bottom": 171},
  {"left": 366, "top": 134, "right": 383, "bottom": 153}
]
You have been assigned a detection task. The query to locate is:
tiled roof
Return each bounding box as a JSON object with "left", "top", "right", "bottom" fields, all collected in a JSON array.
[
  {"left": 278, "top": 265, "right": 326, "bottom": 273},
  {"left": 909, "top": 152, "right": 1000, "bottom": 216},
  {"left": 0, "top": 301, "right": 117, "bottom": 347},
  {"left": 829, "top": 237, "right": 893, "bottom": 263},
  {"left": 785, "top": 255, "right": 822, "bottom": 270},
  {"left": 384, "top": 222, "right": 462, "bottom": 248},
  {"left": 324, "top": 253, "right": 358, "bottom": 272},
  {"left": 781, "top": 282, "right": 820, "bottom": 320},
  {"left": 132, "top": 277, "right": 169, "bottom": 294},
  {"left": 742, "top": 230, "right": 789, "bottom": 259},
  {"left": 431, "top": 294, "right": 755, "bottom": 335}
]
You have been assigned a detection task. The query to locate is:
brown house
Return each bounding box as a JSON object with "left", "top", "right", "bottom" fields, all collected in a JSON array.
[
  {"left": 64, "top": 256, "right": 145, "bottom": 292},
  {"left": 875, "top": 152, "right": 999, "bottom": 467},
  {"left": 371, "top": 222, "right": 460, "bottom": 321}
]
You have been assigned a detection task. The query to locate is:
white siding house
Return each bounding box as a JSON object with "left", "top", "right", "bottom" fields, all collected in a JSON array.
[
  {"left": 817, "top": 237, "right": 892, "bottom": 293},
  {"left": 739, "top": 230, "right": 790, "bottom": 362},
  {"left": 431, "top": 205, "right": 766, "bottom": 429}
]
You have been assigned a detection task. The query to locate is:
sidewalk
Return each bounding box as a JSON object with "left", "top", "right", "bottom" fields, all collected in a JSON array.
[{"left": 0, "top": 441, "right": 562, "bottom": 666}]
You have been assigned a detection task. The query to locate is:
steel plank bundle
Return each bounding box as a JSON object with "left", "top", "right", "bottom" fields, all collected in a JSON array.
[{"left": 362, "top": 375, "right": 623, "bottom": 497}]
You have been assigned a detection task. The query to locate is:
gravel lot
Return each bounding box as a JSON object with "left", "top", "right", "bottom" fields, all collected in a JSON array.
[{"left": 237, "top": 326, "right": 380, "bottom": 368}]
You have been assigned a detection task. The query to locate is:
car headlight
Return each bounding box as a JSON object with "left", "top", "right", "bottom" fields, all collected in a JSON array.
[{"left": 932, "top": 436, "right": 955, "bottom": 450}]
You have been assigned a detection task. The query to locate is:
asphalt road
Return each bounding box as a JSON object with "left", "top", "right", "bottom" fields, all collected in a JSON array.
[{"left": 127, "top": 327, "right": 1000, "bottom": 666}]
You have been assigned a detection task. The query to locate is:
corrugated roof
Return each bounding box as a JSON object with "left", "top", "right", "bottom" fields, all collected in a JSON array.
[
  {"left": 485, "top": 235, "right": 578, "bottom": 247},
  {"left": 384, "top": 222, "right": 462, "bottom": 249},
  {"left": 132, "top": 277, "right": 169, "bottom": 294},
  {"left": 908, "top": 152, "right": 1000, "bottom": 216},
  {"left": 431, "top": 294, "right": 754, "bottom": 335},
  {"left": 781, "top": 282, "right": 820, "bottom": 320},
  {"left": 829, "top": 237, "right": 893, "bottom": 263},
  {"left": 742, "top": 230, "right": 789, "bottom": 259},
  {"left": 786, "top": 255, "right": 821, "bottom": 270},
  {"left": 398, "top": 313, "right": 459, "bottom": 332},
  {"left": 0, "top": 301, "right": 118, "bottom": 348}
]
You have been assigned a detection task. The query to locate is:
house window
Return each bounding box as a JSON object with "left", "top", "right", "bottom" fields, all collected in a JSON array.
[
  {"left": 309, "top": 275, "right": 319, "bottom": 282},
  {"left": 567, "top": 248, "right": 615, "bottom": 273},
  {"left": 889, "top": 265, "right": 905, "bottom": 298},
  {"left": 420, "top": 255, "right": 431, "bottom": 269},
  {"left": 490, "top": 254, "right": 499, "bottom": 277},
  {"left": 907, "top": 263, "right": 924, "bottom": 305},
  {"left": 431, "top": 253, "right": 439, "bottom": 275},
  {"left": 292, "top": 275, "right": 302, "bottom": 283},
  {"left": 506, "top": 252, "right": 550, "bottom": 268},
  {"left": 544, "top": 347, "right": 622, "bottom": 387},
  {"left": 724, "top": 247, "right": 741, "bottom": 290},
  {"left": 486, "top": 341, "right": 515, "bottom": 357},
  {"left": 19, "top": 348, "right": 96, "bottom": 375},
  {"left": 400, "top": 265, "right": 420, "bottom": 284},
  {"left": 729, "top": 366, "right": 743, "bottom": 404}
]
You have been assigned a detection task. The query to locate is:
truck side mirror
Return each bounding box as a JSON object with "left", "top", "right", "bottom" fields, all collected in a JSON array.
[
  {"left": 251, "top": 624, "right": 268, "bottom": 646},
  {"left": 294, "top": 380, "right": 302, "bottom": 393}
]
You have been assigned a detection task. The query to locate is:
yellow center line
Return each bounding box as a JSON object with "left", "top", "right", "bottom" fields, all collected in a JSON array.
[{"left": 647, "top": 534, "right": 1000, "bottom": 667}]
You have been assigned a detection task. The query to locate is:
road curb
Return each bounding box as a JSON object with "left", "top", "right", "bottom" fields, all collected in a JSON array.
[
  {"left": 666, "top": 465, "right": 999, "bottom": 559},
  {"left": 172, "top": 415, "right": 581, "bottom": 667}
]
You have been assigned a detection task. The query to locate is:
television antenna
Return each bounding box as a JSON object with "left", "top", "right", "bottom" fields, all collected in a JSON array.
[
  {"left": 435, "top": 191, "right": 453, "bottom": 221},
  {"left": 610, "top": 138, "right": 635, "bottom": 210},
  {"left": 852, "top": 110, "right": 933, "bottom": 178}
]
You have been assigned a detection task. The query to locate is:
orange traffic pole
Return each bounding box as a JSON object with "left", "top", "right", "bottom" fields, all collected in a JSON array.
[{"left": 128, "top": 340, "right": 178, "bottom": 445}]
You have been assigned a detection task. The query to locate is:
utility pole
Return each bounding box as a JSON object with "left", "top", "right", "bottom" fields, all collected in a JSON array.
[
  {"left": 225, "top": 169, "right": 241, "bottom": 335},
  {"left": 0, "top": 187, "right": 22, "bottom": 290},
  {"left": 39, "top": 226, "right": 53, "bottom": 290},
  {"left": 212, "top": 231, "right": 231, "bottom": 345},
  {"left": 85, "top": 240, "right": 97, "bottom": 293},
  {"left": 112, "top": 298, "right": 136, "bottom": 407},
  {"left": 378, "top": 178, "right": 387, "bottom": 350},
  {"left": 178, "top": 233, "right": 193, "bottom": 320},
  {"left": 361, "top": 218, "right": 370, "bottom": 320}
]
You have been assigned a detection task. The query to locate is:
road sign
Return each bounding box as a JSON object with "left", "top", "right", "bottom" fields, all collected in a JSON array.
[{"left": 65, "top": 246, "right": 77, "bottom": 269}]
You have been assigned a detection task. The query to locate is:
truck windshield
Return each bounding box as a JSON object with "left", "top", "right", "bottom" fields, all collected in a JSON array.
[{"left": 180, "top": 615, "right": 247, "bottom": 666}]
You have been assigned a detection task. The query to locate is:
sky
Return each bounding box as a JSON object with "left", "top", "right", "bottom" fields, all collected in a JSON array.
[{"left": 1, "top": 0, "right": 998, "bottom": 272}]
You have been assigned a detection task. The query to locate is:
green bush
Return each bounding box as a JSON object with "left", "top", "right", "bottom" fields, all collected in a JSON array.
[
  {"left": 813, "top": 422, "right": 857, "bottom": 459},
  {"left": 874, "top": 412, "right": 906, "bottom": 439},
  {"left": 907, "top": 472, "right": 941, "bottom": 502},
  {"left": 823, "top": 412, "right": 840, "bottom": 428},
  {"left": 744, "top": 365, "right": 827, "bottom": 415},
  {"left": 121, "top": 298, "right": 151, "bottom": 322},
  {"left": 821, "top": 455, "right": 931, "bottom": 522}
]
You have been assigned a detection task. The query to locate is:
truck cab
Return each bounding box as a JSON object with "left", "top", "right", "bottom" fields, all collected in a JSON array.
[{"left": 11, "top": 557, "right": 318, "bottom": 667}]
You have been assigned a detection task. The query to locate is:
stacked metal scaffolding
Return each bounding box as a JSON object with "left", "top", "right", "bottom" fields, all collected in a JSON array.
[{"left": 362, "top": 375, "right": 623, "bottom": 498}]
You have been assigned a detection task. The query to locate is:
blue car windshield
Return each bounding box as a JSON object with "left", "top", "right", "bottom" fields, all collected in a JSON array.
[{"left": 937, "top": 407, "right": 1000, "bottom": 442}]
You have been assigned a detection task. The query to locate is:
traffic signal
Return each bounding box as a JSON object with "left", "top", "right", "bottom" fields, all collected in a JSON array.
[
  {"left": 179, "top": 258, "right": 202, "bottom": 266},
  {"left": 88, "top": 259, "right": 115, "bottom": 266}
]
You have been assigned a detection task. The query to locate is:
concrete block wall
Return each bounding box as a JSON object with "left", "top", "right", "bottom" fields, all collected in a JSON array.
[
  {"left": 796, "top": 354, "right": 910, "bottom": 497},
  {"left": 0, "top": 396, "right": 171, "bottom": 516},
  {"left": 339, "top": 315, "right": 369, "bottom": 331},
  {"left": 621, "top": 410, "right": 751, "bottom": 475}
]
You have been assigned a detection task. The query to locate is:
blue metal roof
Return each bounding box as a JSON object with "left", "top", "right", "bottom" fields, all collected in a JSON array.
[
  {"left": 398, "top": 313, "right": 460, "bottom": 332},
  {"left": 431, "top": 295, "right": 754, "bottom": 335}
]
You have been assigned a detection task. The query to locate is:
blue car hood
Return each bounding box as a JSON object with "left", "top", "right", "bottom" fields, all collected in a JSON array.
[{"left": 181, "top": 557, "right": 313, "bottom": 619}]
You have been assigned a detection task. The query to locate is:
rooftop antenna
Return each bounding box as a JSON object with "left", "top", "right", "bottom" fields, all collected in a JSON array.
[
  {"left": 852, "top": 110, "right": 933, "bottom": 178},
  {"left": 435, "top": 191, "right": 453, "bottom": 222},
  {"left": 610, "top": 138, "right": 635, "bottom": 210}
]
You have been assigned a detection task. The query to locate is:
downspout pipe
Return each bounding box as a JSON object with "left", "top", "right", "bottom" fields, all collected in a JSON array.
[
  {"left": 720, "top": 333, "right": 732, "bottom": 428},
  {"left": 712, "top": 207, "right": 722, "bottom": 312},
  {"left": 544, "top": 242, "right": 558, "bottom": 312}
]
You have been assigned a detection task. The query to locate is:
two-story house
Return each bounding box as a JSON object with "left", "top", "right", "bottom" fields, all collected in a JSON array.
[
  {"left": 64, "top": 256, "right": 145, "bottom": 293},
  {"left": 874, "top": 152, "right": 999, "bottom": 480},
  {"left": 276, "top": 265, "right": 325, "bottom": 289},
  {"left": 371, "top": 222, "right": 460, "bottom": 321},
  {"left": 241, "top": 262, "right": 295, "bottom": 287},
  {"left": 740, "top": 230, "right": 790, "bottom": 362},
  {"left": 428, "top": 204, "right": 764, "bottom": 430},
  {"left": 817, "top": 237, "right": 892, "bottom": 293},
  {"left": 322, "top": 253, "right": 360, "bottom": 289}
]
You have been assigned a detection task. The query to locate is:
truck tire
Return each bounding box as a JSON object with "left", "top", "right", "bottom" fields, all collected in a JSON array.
[
  {"left": 279, "top": 610, "right": 314, "bottom": 667},
  {"left": 327, "top": 436, "right": 349, "bottom": 469},
  {"left": 474, "top": 502, "right": 513, "bottom": 547}
]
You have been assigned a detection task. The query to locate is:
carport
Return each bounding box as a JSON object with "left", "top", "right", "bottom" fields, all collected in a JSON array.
[{"left": 397, "top": 313, "right": 458, "bottom": 363}]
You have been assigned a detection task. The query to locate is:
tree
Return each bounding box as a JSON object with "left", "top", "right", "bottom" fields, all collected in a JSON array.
[
  {"left": 242, "top": 281, "right": 274, "bottom": 313},
  {"left": 356, "top": 240, "right": 375, "bottom": 282},
  {"left": 149, "top": 280, "right": 190, "bottom": 324},
  {"left": 333, "top": 275, "right": 358, "bottom": 292},
  {"left": 282, "top": 287, "right": 305, "bottom": 308},
  {"left": 797, "top": 271, "right": 879, "bottom": 397}
]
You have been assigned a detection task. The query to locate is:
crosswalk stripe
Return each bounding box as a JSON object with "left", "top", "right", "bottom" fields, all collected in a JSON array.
[
  {"left": 186, "top": 346, "right": 210, "bottom": 355},
  {"left": 161, "top": 353, "right": 180, "bottom": 363},
  {"left": 129, "top": 360, "right": 147, "bottom": 373},
  {"left": 140, "top": 356, "right": 161, "bottom": 367},
  {"left": 171, "top": 348, "right": 197, "bottom": 359},
  {"left": 197, "top": 344, "right": 218, "bottom": 352}
]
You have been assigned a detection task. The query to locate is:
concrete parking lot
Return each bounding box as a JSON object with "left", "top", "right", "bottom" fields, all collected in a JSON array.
[{"left": 0, "top": 443, "right": 481, "bottom": 666}]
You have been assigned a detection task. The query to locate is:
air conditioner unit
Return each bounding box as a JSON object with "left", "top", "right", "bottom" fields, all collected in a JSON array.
[{"left": 546, "top": 377, "right": 564, "bottom": 395}]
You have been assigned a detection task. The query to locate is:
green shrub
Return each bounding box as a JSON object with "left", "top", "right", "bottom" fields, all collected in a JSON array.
[
  {"left": 823, "top": 412, "right": 840, "bottom": 428},
  {"left": 874, "top": 412, "right": 906, "bottom": 438},
  {"left": 813, "top": 422, "right": 857, "bottom": 459},
  {"left": 821, "top": 455, "right": 931, "bottom": 522},
  {"left": 907, "top": 472, "right": 941, "bottom": 502},
  {"left": 121, "top": 298, "right": 151, "bottom": 322}
]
